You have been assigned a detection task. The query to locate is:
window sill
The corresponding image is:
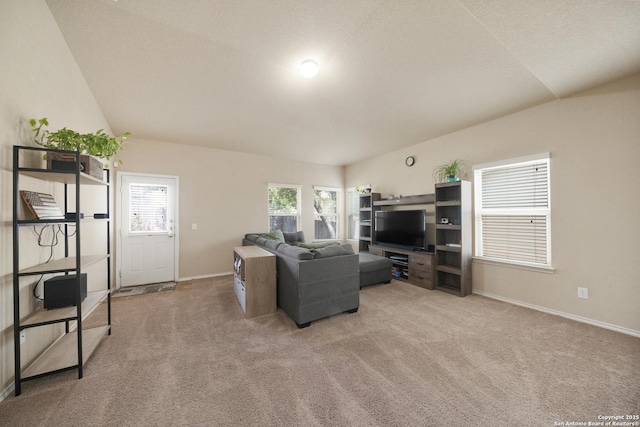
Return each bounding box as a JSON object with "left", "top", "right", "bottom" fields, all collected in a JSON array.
[{"left": 472, "top": 257, "right": 555, "bottom": 274}]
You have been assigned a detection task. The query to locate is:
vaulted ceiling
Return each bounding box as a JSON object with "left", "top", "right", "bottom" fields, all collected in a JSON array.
[{"left": 46, "top": 0, "right": 640, "bottom": 166}]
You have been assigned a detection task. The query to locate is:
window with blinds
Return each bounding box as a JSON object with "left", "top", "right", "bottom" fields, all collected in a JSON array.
[
  {"left": 473, "top": 154, "right": 551, "bottom": 268},
  {"left": 129, "top": 184, "right": 169, "bottom": 233}
]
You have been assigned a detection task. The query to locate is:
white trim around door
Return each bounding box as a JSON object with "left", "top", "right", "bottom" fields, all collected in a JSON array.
[{"left": 116, "top": 172, "right": 179, "bottom": 290}]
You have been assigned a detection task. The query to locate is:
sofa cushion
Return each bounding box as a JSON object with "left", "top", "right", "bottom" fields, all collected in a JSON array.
[
  {"left": 262, "top": 229, "right": 285, "bottom": 242},
  {"left": 277, "top": 244, "right": 315, "bottom": 260},
  {"left": 255, "top": 236, "right": 268, "bottom": 246},
  {"left": 264, "top": 239, "right": 283, "bottom": 250},
  {"left": 359, "top": 252, "right": 393, "bottom": 273},
  {"left": 298, "top": 241, "right": 338, "bottom": 249},
  {"left": 283, "top": 231, "right": 305, "bottom": 246},
  {"left": 244, "top": 234, "right": 260, "bottom": 242},
  {"left": 312, "top": 244, "right": 354, "bottom": 259}
]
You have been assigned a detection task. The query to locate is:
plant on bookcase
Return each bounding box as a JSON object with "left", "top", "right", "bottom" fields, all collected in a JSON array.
[
  {"left": 432, "top": 159, "right": 470, "bottom": 183},
  {"left": 30, "top": 117, "right": 131, "bottom": 171}
]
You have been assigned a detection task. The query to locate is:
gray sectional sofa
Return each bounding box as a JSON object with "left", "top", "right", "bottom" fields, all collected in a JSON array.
[{"left": 242, "top": 231, "right": 359, "bottom": 328}]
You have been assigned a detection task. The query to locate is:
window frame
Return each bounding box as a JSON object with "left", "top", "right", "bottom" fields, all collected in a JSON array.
[
  {"left": 267, "top": 183, "right": 301, "bottom": 232},
  {"left": 473, "top": 153, "right": 552, "bottom": 271},
  {"left": 345, "top": 185, "right": 370, "bottom": 241},
  {"left": 313, "top": 186, "right": 342, "bottom": 241}
]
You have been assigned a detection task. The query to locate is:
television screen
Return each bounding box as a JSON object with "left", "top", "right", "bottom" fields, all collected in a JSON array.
[{"left": 374, "top": 209, "right": 426, "bottom": 250}]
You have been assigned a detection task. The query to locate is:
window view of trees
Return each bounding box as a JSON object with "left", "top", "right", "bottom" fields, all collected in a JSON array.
[
  {"left": 314, "top": 188, "right": 338, "bottom": 240},
  {"left": 268, "top": 185, "right": 299, "bottom": 232}
]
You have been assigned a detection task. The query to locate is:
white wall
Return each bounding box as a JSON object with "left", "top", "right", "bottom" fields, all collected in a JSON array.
[
  {"left": 115, "top": 138, "right": 344, "bottom": 280},
  {"left": 0, "top": 0, "right": 344, "bottom": 398},
  {"left": 346, "top": 74, "right": 640, "bottom": 335},
  {"left": 0, "top": 0, "right": 112, "bottom": 398},
  {"left": 2, "top": 0, "right": 638, "bottom": 402}
]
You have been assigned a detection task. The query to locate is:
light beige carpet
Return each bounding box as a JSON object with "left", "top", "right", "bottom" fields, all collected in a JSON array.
[{"left": 1, "top": 276, "right": 638, "bottom": 426}]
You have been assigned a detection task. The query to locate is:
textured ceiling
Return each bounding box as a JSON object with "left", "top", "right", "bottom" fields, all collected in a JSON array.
[{"left": 46, "top": 0, "right": 640, "bottom": 166}]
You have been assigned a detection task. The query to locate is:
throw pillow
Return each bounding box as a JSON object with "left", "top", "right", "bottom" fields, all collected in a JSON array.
[
  {"left": 262, "top": 229, "right": 285, "bottom": 242},
  {"left": 283, "top": 231, "right": 305, "bottom": 246}
]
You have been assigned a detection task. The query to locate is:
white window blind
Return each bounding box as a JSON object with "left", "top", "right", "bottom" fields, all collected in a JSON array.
[
  {"left": 129, "top": 184, "right": 168, "bottom": 233},
  {"left": 474, "top": 154, "right": 551, "bottom": 268}
]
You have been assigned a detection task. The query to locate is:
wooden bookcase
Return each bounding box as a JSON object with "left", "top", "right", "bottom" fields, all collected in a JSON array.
[
  {"left": 369, "top": 244, "right": 435, "bottom": 289},
  {"left": 233, "top": 246, "right": 276, "bottom": 318},
  {"left": 434, "top": 180, "right": 472, "bottom": 296},
  {"left": 358, "top": 192, "right": 380, "bottom": 252}
]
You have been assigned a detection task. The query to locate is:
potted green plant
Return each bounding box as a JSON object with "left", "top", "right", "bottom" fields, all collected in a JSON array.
[
  {"left": 30, "top": 117, "right": 130, "bottom": 178},
  {"left": 432, "top": 159, "right": 470, "bottom": 183}
]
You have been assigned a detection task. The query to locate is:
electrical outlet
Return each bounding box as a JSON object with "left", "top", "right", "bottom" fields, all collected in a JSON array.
[
  {"left": 191, "top": 223, "right": 197, "bottom": 230},
  {"left": 20, "top": 330, "right": 26, "bottom": 344},
  {"left": 577, "top": 287, "right": 589, "bottom": 299}
]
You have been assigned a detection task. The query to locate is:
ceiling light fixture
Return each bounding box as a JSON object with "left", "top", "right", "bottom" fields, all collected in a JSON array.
[{"left": 300, "top": 60, "right": 319, "bottom": 78}]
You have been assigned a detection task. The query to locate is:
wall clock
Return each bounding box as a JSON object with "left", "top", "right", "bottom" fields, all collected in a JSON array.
[{"left": 405, "top": 156, "right": 415, "bottom": 167}]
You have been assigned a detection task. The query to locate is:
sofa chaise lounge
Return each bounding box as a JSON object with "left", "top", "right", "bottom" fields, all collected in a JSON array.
[{"left": 242, "top": 231, "right": 360, "bottom": 328}]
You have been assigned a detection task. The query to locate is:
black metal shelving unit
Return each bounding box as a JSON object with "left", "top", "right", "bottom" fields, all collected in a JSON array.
[{"left": 12, "top": 145, "right": 111, "bottom": 396}]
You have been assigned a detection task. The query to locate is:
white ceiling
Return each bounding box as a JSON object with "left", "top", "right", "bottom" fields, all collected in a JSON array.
[{"left": 46, "top": 0, "right": 640, "bottom": 166}]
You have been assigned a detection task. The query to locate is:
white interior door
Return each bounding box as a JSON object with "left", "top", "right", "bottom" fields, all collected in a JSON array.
[{"left": 119, "top": 173, "right": 178, "bottom": 287}]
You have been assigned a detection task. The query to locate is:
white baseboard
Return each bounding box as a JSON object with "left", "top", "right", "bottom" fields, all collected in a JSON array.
[
  {"left": 473, "top": 290, "right": 640, "bottom": 338},
  {"left": 1, "top": 383, "right": 14, "bottom": 402},
  {"left": 178, "top": 271, "right": 232, "bottom": 282}
]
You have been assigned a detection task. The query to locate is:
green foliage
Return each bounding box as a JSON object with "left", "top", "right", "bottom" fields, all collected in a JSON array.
[
  {"left": 268, "top": 187, "right": 298, "bottom": 213},
  {"left": 313, "top": 190, "right": 337, "bottom": 214},
  {"left": 432, "top": 159, "right": 471, "bottom": 183},
  {"left": 30, "top": 117, "right": 130, "bottom": 166}
]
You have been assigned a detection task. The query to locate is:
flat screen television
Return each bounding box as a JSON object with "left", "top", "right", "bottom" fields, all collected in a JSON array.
[{"left": 374, "top": 209, "right": 426, "bottom": 250}]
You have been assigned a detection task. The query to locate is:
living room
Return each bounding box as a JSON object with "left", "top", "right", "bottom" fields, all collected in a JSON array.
[{"left": 1, "top": 1, "right": 639, "bottom": 424}]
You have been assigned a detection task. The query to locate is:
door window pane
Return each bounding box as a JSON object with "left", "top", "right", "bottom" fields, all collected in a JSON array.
[{"left": 129, "top": 184, "right": 168, "bottom": 232}]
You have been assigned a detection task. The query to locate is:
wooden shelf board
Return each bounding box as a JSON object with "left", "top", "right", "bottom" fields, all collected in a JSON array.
[
  {"left": 436, "top": 245, "right": 461, "bottom": 253},
  {"left": 436, "top": 224, "right": 462, "bottom": 230},
  {"left": 435, "top": 200, "right": 461, "bottom": 206},
  {"left": 435, "top": 181, "right": 462, "bottom": 188},
  {"left": 22, "top": 326, "right": 109, "bottom": 379},
  {"left": 21, "top": 290, "right": 110, "bottom": 328},
  {"left": 233, "top": 246, "right": 275, "bottom": 259},
  {"left": 18, "top": 219, "right": 72, "bottom": 226},
  {"left": 374, "top": 193, "right": 435, "bottom": 206},
  {"left": 18, "top": 217, "right": 109, "bottom": 227},
  {"left": 436, "top": 265, "right": 462, "bottom": 275},
  {"left": 18, "top": 254, "right": 108, "bottom": 275},
  {"left": 19, "top": 169, "right": 108, "bottom": 186}
]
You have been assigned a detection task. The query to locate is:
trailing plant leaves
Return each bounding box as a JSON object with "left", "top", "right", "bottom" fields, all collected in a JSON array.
[{"left": 30, "top": 117, "right": 130, "bottom": 165}]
